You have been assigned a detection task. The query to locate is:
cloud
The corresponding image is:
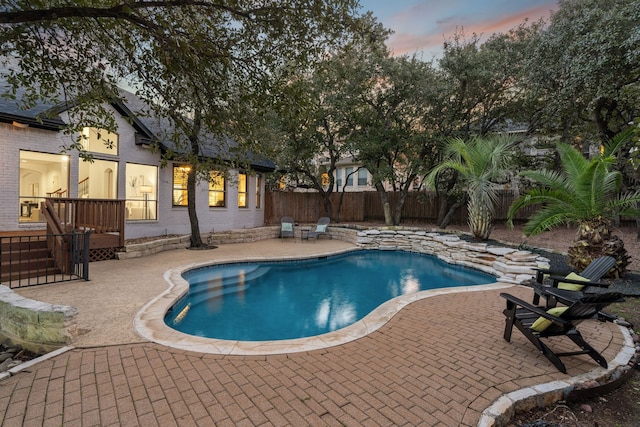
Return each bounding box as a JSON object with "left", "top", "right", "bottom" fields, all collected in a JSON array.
[{"left": 384, "top": 2, "right": 556, "bottom": 57}]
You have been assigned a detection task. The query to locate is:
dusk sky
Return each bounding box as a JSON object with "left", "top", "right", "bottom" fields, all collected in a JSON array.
[{"left": 357, "top": 0, "right": 558, "bottom": 58}]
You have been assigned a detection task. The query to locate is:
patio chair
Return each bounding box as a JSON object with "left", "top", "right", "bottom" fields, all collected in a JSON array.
[
  {"left": 280, "top": 216, "right": 295, "bottom": 240},
  {"left": 500, "top": 291, "right": 623, "bottom": 373},
  {"left": 531, "top": 256, "right": 616, "bottom": 306},
  {"left": 308, "top": 217, "right": 331, "bottom": 240}
]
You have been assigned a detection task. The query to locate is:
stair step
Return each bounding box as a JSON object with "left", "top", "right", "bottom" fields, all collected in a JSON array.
[
  {"left": 0, "top": 236, "right": 60, "bottom": 282},
  {"left": 1, "top": 257, "right": 58, "bottom": 274},
  {"left": 1, "top": 247, "right": 50, "bottom": 263},
  {"left": 186, "top": 265, "right": 271, "bottom": 290},
  {"left": 0, "top": 237, "right": 48, "bottom": 253}
]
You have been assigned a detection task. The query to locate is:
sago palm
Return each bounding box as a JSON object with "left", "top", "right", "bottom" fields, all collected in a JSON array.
[
  {"left": 508, "top": 139, "right": 640, "bottom": 276},
  {"left": 427, "top": 135, "right": 516, "bottom": 240}
]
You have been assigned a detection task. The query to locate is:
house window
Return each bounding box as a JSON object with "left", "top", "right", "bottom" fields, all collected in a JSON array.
[
  {"left": 345, "top": 167, "right": 353, "bottom": 186},
  {"left": 255, "top": 174, "right": 262, "bottom": 209},
  {"left": 81, "top": 127, "right": 118, "bottom": 155},
  {"left": 357, "top": 168, "right": 368, "bottom": 186},
  {"left": 125, "top": 164, "right": 157, "bottom": 220},
  {"left": 78, "top": 158, "right": 118, "bottom": 199},
  {"left": 238, "top": 173, "right": 247, "bottom": 208},
  {"left": 173, "top": 165, "right": 190, "bottom": 206},
  {"left": 336, "top": 169, "right": 342, "bottom": 189},
  {"left": 209, "top": 171, "right": 226, "bottom": 207},
  {"left": 19, "top": 151, "right": 69, "bottom": 223}
]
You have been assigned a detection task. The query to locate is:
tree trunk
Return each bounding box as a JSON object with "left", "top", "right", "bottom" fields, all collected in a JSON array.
[
  {"left": 467, "top": 193, "right": 492, "bottom": 240},
  {"left": 186, "top": 109, "right": 204, "bottom": 248},
  {"left": 375, "top": 183, "right": 393, "bottom": 225},
  {"left": 187, "top": 165, "right": 204, "bottom": 248},
  {"left": 321, "top": 190, "right": 334, "bottom": 220},
  {"left": 438, "top": 195, "right": 467, "bottom": 229},
  {"left": 392, "top": 189, "right": 409, "bottom": 226},
  {"left": 436, "top": 195, "right": 448, "bottom": 226}
]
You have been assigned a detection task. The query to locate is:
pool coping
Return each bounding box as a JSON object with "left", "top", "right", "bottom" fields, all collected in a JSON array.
[{"left": 134, "top": 248, "right": 514, "bottom": 356}]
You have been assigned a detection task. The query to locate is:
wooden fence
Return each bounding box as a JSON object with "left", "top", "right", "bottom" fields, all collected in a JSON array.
[{"left": 264, "top": 190, "right": 538, "bottom": 225}]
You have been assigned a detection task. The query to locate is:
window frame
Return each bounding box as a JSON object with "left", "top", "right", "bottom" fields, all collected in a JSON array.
[
  {"left": 357, "top": 168, "right": 368, "bottom": 186},
  {"left": 255, "top": 173, "right": 262, "bottom": 209},
  {"left": 125, "top": 163, "right": 158, "bottom": 220},
  {"left": 172, "top": 164, "right": 190, "bottom": 207},
  {"left": 82, "top": 127, "right": 119, "bottom": 156},
  {"left": 208, "top": 171, "right": 226, "bottom": 208},
  {"left": 237, "top": 172, "right": 248, "bottom": 208}
]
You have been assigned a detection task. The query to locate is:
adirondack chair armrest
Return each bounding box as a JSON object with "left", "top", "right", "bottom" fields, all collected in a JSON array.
[
  {"left": 500, "top": 293, "right": 550, "bottom": 317},
  {"left": 500, "top": 293, "right": 570, "bottom": 342},
  {"left": 501, "top": 293, "right": 570, "bottom": 324},
  {"left": 533, "top": 267, "right": 571, "bottom": 283},
  {"left": 548, "top": 275, "right": 609, "bottom": 288}
]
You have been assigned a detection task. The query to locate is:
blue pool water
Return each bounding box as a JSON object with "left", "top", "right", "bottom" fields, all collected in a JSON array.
[{"left": 165, "top": 251, "right": 496, "bottom": 341}]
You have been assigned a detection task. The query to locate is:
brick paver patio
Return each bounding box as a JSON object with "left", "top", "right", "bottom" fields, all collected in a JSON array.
[{"left": 0, "top": 239, "right": 627, "bottom": 426}]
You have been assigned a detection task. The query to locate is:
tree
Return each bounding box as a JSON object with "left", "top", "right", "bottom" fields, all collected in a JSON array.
[
  {"left": 438, "top": 29, "right": 533, "bottom": 137},
  {"left": 1, "top": 0, "right": 362, "bottom": 247},
  {"left": 507, "top": 134, "right": 640, "bottom": 276},
  {"left": 426, "top": 135, "right": 517, "bottom": 240},
  {"left": 269, "top": 14, "right": 391, "bottom": 221},
  {"left": 522, "top": 0, "right": 640, "bottom": 144},
  {"left": 348, "top": 52, "right": 443, "bottom": 225},
  {"left": 620, "top": 119, "right": 640, "bottom": 239},
  {"left": 429, "top": 27, "right": 539, "bottom": 227}
]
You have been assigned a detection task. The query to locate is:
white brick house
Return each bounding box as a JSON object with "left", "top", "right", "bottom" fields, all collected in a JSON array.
[{"left": 0, "top": 89, "right": 274, "bottom": 239}]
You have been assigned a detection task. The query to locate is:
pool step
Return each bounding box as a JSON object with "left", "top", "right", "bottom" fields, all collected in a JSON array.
[
  {"left": 185, "top": 265, "right": 271, "bottom": 304},
  {"left": 186, "top": 264, "right": 270, "bottom": 288}
]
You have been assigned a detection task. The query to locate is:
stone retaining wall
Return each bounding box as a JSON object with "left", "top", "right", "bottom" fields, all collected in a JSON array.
[
  {"left": 354, "top": 228, "right": 549, "bottom": 284},
  {"left": 0, "top": 285, "right": 78, "bottom": 353},
  {"left": 116, "top": 227, "right": 283, "bottom": 259},
  {"left": 117, "top": 225, "right": 548, "bottom": 284}
]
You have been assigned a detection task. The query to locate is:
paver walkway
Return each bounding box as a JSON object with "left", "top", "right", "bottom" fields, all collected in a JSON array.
[{"left": 0, "top": 239, "right": 627, "bottom": 426}]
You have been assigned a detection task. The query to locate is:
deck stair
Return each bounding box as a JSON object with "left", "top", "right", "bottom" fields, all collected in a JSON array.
[{"left": 0, "top": 235, "right": 61, "bottom": 283}]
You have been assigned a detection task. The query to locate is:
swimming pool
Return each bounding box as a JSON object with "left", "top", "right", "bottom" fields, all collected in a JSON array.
[{"left": 164, "top": 250, "right": 496, "bottom": 341}]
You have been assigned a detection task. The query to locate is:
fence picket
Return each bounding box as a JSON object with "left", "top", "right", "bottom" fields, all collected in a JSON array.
[{"left": 264, "top": 190, "right": 538, "bottom": 225}]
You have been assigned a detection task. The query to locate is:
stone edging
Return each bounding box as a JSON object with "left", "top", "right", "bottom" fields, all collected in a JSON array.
[
  {"left": 477, "top": 323, "right": 639, "bottom": 427},
  {"left": 0, "top": 346, "right": 74, "bottom": 381},
  {"left": 0, "top": 285, "right": 78, "bottom": 353}
]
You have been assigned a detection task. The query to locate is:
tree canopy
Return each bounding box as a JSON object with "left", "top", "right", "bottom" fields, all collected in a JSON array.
[
  {"left": 1, "top": 1, "right": 362, "bottom": 149},
  {"left": 1, "top": 0, "right": 363, "bottom": 246}
]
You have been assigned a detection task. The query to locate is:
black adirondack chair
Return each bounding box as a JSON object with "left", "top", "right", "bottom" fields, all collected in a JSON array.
[
  {"left": 500, "top": 292, "right": 624, "bottom": 373},
  {"left": 531, "top": 256, "right": 616, "bottom": 306}
]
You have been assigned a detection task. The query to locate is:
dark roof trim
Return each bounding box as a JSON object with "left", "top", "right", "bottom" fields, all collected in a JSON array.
[
  {"left": 0, "top": 112, "right": 64, "bottom": 131},
  {"left": 252, "top": 164, "right": 277, "bottom": 173},
  {"left": 110, "top": 99, "right": 158, "bottom": 144}
]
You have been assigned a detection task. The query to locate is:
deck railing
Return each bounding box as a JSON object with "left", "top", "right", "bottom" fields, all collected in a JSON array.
[
  {"left": 0, "top": 231, "right": 90, "bottom": 289},
  {"left": 44, "top": 198, "right": 125, "bottom": 247}
]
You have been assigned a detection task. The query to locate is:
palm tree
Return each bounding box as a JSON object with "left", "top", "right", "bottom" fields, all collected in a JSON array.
[
  {"left": 508, "top": 136, "right": 640, "bottom": 276},
  {"left": 427, "top": 135, "right": 516, "bottom": 240}
]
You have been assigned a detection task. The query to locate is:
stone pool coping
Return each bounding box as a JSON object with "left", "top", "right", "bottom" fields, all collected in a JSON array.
[
  {"left": 479, "top": 323, "right": 637, "bottom": 427},
  {"left": 134, "top": 248, "right": 515, "bottom": 356}
]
